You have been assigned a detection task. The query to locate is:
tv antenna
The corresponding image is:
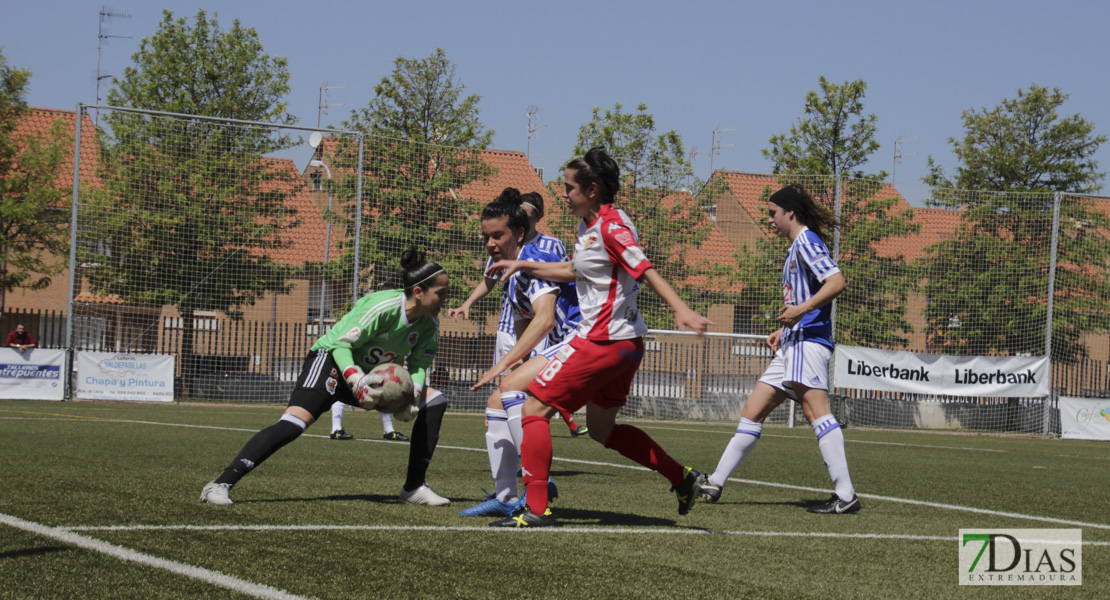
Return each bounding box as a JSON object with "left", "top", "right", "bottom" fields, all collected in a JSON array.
[
  {"left": 318, "top": 81, "right": 347, "bottom": 128},
  {"left": 526, "top": 105, "right": 548, "bottom": 161},
  {"left": 893, "top": 135, "right": 918, "bottom": 186},
  {"left": 710, "top": 124, "right": 737, "bottom": 173},
  {"left": 96, "top": 5, "right": 131, "bottom": 122}
]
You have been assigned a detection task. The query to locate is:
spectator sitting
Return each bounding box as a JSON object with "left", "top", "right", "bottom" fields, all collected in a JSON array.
[{"left": 5, "top": 324, "right": 37, "bottom": 354}]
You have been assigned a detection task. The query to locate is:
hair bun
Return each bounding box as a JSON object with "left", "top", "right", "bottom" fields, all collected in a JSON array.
[
  {"left": 400, "top": 247, "right": 424, "bottom": 270},
  {"left": 495, "top": 187, "right": 523, "bottom": 206}
]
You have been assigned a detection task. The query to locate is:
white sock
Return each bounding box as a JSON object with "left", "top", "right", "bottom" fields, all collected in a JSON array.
[
  {"left": 708, "top": 417, "right": 762, "bottom": 487},
  {"left": 485, "top": 408, "right": 517, "bottom": 501},
  {"left": 812, "top": 414, "right": 855, "bottom": 501},
  {"left": 381, "top": 412, "right": 395, "bottom": 434},
  {"left": 330, "top": 401, "right": 345, "bottom": 433},
  {"left": 501, "top": 392, "right": 526, "bottom": 451}
]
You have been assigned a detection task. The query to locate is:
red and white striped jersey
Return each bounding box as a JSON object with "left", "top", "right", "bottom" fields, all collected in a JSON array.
[{"left": 572, "top": 204, "right": 652, "bottom": 341}]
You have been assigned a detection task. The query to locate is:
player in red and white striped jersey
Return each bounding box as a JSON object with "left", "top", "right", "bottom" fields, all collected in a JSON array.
[{"left": 485, "top": 147, "right": 711, "bottom": 527}]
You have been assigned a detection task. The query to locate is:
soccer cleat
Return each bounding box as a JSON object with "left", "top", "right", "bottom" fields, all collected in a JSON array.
[
  {"left": 671, "top": 467, "right": 706, "bottom": 516},
  {"left": 807, "top": 494, "right": 862, "bottom": 514},
  {"left": 382, "top": 431, "right": 410, "bottom": 441},
  {"left": 200, "top": 481, "right": 233, "bottom": 505},
  {"left": 460, "top": 492, "right": 520, "bottom": 517},
  {"left": 330, "top": 429, "right": 354, "bottom": 440},
  {"left": 699, "top": 483, "right": 722, "bottom": 503},
  {"left": 489, "top": 506, "right": 556, "bottom": 528},
  {"left": 399, "top": 484, "right": 450, "bottom": 506},
  {"left": 570, "top": 424, "right": 589, "bottom": 437}
]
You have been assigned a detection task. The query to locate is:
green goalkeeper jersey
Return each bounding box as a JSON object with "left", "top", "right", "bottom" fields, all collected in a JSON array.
[{"left": 311, "top": 289, "right": 439, "bottom": 389}]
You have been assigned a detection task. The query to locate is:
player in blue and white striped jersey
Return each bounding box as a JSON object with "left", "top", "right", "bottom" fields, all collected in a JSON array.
[{"left": 702, "top": 184, "right": 860, "bottom": 514}]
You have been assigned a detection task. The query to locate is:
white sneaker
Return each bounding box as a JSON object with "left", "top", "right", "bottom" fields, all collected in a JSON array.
[
  {"left": 399, "top": 484, "right": 450, "bottom": 506},
  {"left": 200, "top": 481, "right": 233, "bottom": 505}
]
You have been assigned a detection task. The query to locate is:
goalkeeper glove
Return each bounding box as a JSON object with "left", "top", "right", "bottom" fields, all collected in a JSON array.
[{"left": 343, "top": 366, "right": 383, "bottom": 409}]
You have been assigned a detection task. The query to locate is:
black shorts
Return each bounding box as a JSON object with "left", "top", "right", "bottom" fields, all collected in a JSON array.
[{"left": 287, "top": 349, "right": 359, "bottom": 419}]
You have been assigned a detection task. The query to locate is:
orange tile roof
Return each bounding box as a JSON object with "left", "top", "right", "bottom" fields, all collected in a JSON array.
[
  {"left": 262, "top": 157, "right": 343, "bottom": 266},
  {"left": 11, "top": 107, "right": 102, "bottom": 195}
]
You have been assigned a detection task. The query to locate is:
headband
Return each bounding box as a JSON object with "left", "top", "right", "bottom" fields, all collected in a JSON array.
[
  {"left": 769, "top": 185, "right": 804, "bottom": 214},
  {"left": 407, "top": 268, "right": 445, "bottom": 290},
  {"left": 522, "top": 200, "right": 541, "bottom": 213}
]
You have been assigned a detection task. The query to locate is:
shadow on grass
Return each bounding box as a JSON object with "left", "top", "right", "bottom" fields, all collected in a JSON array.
[
  {"left": 0, "top": 546, "right": 73, "bottom": 560},
  {"left": 547, "top": 506, "right": 681, "bottom": 528}
]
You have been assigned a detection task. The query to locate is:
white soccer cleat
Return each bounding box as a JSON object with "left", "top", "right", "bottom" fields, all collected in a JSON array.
[
  {"left": 200, "top": 481, "right": 233, "bottom": 505},
  {"left": 399, "top": 484, "right": 450, "bottom": 506}
]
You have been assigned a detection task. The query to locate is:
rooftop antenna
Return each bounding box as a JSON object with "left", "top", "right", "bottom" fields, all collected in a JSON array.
[
  {"left": 688, "top": 146, "right": 698, "bottom": 189},
  {"left": 893, "top": 135, "right": 918, "bottom": 186},
  {"left": 710, "top": 124, "right": 737, "bottom": 174},
  {"left": 318, "top": 80, "right": 346, "bottom": 128},
  {"left": 96, "top": 5, "right": 131, "bottom": 123},
  {"left": 526, "top": 104, "right": 548, "bottom": 161}
]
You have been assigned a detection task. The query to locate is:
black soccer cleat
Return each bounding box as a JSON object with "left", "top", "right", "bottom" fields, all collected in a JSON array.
[
  {"left": 330, "top": 429, "right": 354, "bottom": 440},
  {"left": 671, "top": 467, "right": 706, "bottom": 516},
  {"left": 383, "top": 431, "right": 410, "bottom": 442},
  {"left": 806, "top": 494, "right": 862, "bottom": 514},
  {"left": 489, "top": 506, "right": 556, "bottom": 528},
  {"left": 570, "top": 424, "right": 590, "bottom": 437}
]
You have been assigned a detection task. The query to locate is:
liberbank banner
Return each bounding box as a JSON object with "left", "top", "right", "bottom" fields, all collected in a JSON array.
[
  {"left": 834, "top": 346, "right": 1049, "bottom": 398},
  {"left": 0, "top": 348, "right": 65, "bottom": 400},
  {"left": 76, "top": 351, "right": 175, "bottom": 402}
]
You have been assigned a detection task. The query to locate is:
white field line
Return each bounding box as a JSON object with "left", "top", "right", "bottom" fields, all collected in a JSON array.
[
  {"left": 5, "top": 412, "right": 1110, "bottom": 531},
  {"left": 61, "top": 523, "right": 1110, "bottom": 546},
  {"left": 638, "top": 424, "right": 1010, "bottom": 453},
  {"left": 0, "top": 512, "right": 313, "bottom": 600}
]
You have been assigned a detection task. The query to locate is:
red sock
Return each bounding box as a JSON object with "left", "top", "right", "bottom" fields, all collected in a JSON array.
[
  {"left": 559, "top": 409, "right": 578, "bottom": 431},
  {"left": 603, "top": 424, "right": 684, "bottom": 486},
  {"left": 521, "top": 415, "right": 552, "bottom": 514}
]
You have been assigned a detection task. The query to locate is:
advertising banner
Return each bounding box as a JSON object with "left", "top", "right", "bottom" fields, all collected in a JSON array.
[
  {"left": 834, "top": 346, "right": 1049, "bottom": 398},
  {"left": 76, "top": 351, "right": 175, "bottom": 402},
  {"left": 1059, "top": 396, "right": 1110, "bottom": 441},
  {"left": 0, "top": 348, "right": 65, "bottom": 400}
]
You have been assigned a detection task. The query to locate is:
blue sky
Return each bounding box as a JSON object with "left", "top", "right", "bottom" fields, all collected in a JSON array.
[{"left": 4, "top": 0, "right": 1108, "bottom": 205}]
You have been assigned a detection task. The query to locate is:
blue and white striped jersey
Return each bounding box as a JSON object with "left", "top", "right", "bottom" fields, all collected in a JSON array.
[
  {"left": 781, "top": 227, "right": 840, "bottom": 348},
  {"left": 506, "top": 243, "right": 580, "bottom": 347},
  {"left": 483, "top": 232, "right": 569, "bottom": 336}
]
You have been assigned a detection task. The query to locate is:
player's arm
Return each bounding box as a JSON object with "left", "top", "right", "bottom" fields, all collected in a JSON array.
[
  {"left": 777, "top": 272, "right": 846, "bottom": 327},
  {"left": 472, "top": 292, "right": 557, "bottom": 390},
  {"left": 448, "top": 277, "right": 496, "bottom": 320},
  {"left": 487, "top": 259, "right": 574, "bottom": 283},
  {"left": 639, "top": 268, "right": 710, "bottom": 335}
]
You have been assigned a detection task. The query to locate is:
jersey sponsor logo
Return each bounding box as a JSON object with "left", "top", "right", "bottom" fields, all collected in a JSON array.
[
  {"left": 408, "top": 331, "right": 419, "bottom": 346},
  {"left": 423, "top": 350, "right": 436, "bottom": 359},
  {"left": 339, "top": 326, "right": 362, "bottom": 345},
  {"left": 612, "top": 228, "right": 636, "bottom": 248},
  {"left": 622, "top": 246, "right": 647, "bottom": 267},
  {"left": 623, "top": 305, "right": 639, "bottom": 322},
  {"left": 365, "top": 347, "right": 401, "bottom": 367},
  {"left": 326, "top": 377, "right": 338, "bottom": 395}
]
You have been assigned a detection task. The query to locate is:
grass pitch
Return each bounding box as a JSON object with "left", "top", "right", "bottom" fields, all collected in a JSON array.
[{"left": 1, "top": 400, "right": 1107, "bottom": 599}]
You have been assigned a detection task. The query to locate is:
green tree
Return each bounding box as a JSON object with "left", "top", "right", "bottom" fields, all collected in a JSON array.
[
  {"left": 85, "top": 11, "right": 299, "bottom": 377},
  {"left": 0, "top": 48, "right": 70, "bottom": 314},
  {"left": 337, "top": 48, "right": 494, "bottom": 306},
  {"left": 568, "top": 102, "right": 713, "bottom": 328},
  {"left": 751, "top": 77, "right": 919, "bottom": 348},
  {"left": 922, "top": 85, "right": 1109, "bottom": 360}
]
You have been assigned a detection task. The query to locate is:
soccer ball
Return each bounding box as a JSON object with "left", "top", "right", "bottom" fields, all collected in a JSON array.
[{"left": 367, "top": 363, "right": 414, "bottom": 413}]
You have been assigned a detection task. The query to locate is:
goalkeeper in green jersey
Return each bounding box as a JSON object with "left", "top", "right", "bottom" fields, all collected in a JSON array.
[{"left": 201, "top": 249, "right": 455, "bottom": 506}]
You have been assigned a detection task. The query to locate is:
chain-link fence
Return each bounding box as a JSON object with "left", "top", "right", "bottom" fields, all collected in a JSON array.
[{"left": 62, "top": 105, "right": 1109, "bottom": 433}]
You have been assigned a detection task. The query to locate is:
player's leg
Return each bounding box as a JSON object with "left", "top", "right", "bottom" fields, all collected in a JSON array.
[
  {"left": 482, "top": 385, "right": 519, "bottom": 503},
  {"left": 329, "top": 401, "right": 353, "bottom": 440},
  {"left": 788, "top": 342, "right": 858, "bottom": 513},
  {"left": 400, "top": 387, "right": 451, "bottom": 506},
  {"left": 381, "top": 412, "right": 407, "bottom": 441},
  {"left": 202, "top": 351, "right": 335, "bottom": 504},
  {"left": 701, "top": 382, "right": 788, "bottom": 502}
]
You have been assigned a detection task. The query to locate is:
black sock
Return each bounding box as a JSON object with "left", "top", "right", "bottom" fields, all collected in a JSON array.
[
  {"left": 404, "top": 403, "right": 446, "bottom": 491},
  {"left": 215, "top": 420, "right": 304, "bottom": 486}
]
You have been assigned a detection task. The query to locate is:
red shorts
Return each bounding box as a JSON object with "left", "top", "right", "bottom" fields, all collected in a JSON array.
[{"left": 527, "top": 336, "right": 644, "bottom": 413}]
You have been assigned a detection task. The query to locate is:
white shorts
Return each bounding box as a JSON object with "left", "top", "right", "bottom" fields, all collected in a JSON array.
[
  {"left": 758, "top": 340, "right": 832, "bottom": 392},
  {"left": 494, "top": 330, "right": 517, "bottom": 367}
]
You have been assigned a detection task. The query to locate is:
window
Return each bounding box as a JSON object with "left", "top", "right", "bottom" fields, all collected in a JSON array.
[{"left": 311, "top": 172, "right": 323, "bottom": 191}]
